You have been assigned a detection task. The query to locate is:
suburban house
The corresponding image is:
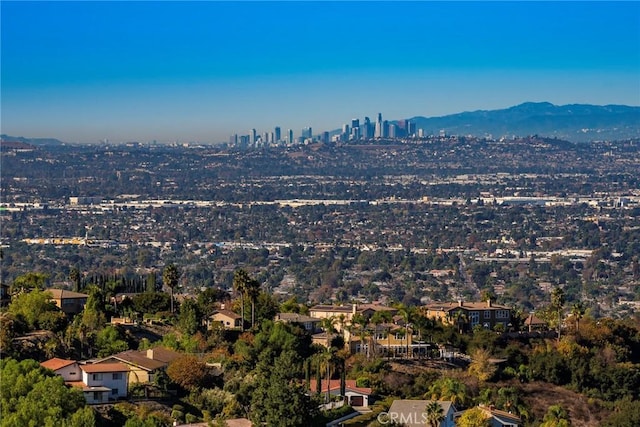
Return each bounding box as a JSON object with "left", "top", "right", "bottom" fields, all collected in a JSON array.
[
  {"left": 473, "top": 405, "right": 523, "bottom": 427},
  {"left": 78, "top": 363, "right": 130, "bottom": 404},
  {"left": 95, "top": 347, "right": 181, "bottom": 384},
  {"left": 309, "top": 303, "right": 397, "bottom": 329},
  {"left": 275, "top": 312, "right": 322, "bottom": 333},
  {"left": 48, "top": 289, "right": 89, "bottom": 315},
  {"left": 386, "top": 399, "right": 456, "bottom": 427},
  {"left": 309, "top": 304, "right": 356, "bottom": 326},
  {"left": 315, "top": 379, "right": 372, "bottom": 407},
  {"left": 352, "top": 321, "right": 434, "bottom": 359},
  {"left": 524, "top": 312, "right": 547, "bottom": 332},
  {"left": 40, "top": 358, "right": 82, "bottom": 382},
  {"left": 423, "top": 300, "right": 512, "bottom": 332},
  {"left": 207, "top": 309, "right": 243, "bottom": 330}
]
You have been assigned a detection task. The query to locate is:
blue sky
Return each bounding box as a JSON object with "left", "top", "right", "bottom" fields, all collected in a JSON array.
[{"left": 2, "top": 1, "right": 639, "bottom": 143}]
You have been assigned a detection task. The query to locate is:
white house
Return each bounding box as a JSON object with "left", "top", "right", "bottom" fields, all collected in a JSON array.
[
  {"left": 40, "top": 358, "right": 82, "bottom": 382},
  {"left": 316, "top": 379, "right": 372, "bottom": 408},
  {"left": 386, "top": 399, "right": 456, "bottom": 427},
  {"left": 79, "top": 363, "right": 129, "bottom": 404}
]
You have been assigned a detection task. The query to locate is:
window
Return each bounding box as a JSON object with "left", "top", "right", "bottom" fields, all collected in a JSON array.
[
  {"left": 484, "top": 310, "right": 491, "bottom": 319},
  {"left": 112, "top": 373, "right": 122, "bottom": 380},
  {"left": 497, "top": 310, "right": 510, "bottom": 319},
  {"left": 93, "top": 391, "right": 102, "bottom": 401},
  {"left": 111, "top": 388, "right": 118, "bottom": 395},
  {"left": 470, "top": 311, "right": 480, "bottom": 326},
  {"left": 92, "top": 373, "right": 103, "bottom": 381}
]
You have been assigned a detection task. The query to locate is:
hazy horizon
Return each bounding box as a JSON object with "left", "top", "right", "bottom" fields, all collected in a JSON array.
[{"left": 2, "top": 1, "right": 639, "bottom": 144}]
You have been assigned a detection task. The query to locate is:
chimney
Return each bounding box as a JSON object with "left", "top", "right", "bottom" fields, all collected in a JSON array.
[
  {"left": 487, "top": 298, "right": 492, "bottom": 308},
  {"left": 220, "top": 303, "right": 226, "bottom": 310},
  {"left": 458, "top": 300, "right": 463, "bottom": 307},
  {"left": 146, "top": 349, "right": 154, "bottom": 360},
  {"left": 352, "top": 303, "right": 357, "bottom": 315}
]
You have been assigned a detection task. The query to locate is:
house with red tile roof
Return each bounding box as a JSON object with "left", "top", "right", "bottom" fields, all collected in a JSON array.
[{"left": 40, "top": 358, "right": 81, "bottom": 382}]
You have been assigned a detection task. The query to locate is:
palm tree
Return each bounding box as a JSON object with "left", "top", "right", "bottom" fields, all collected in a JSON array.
[
  {"left": 551, "top": 287, "right": 566, "bottom": 340},
  {"left": 371, "top": 310, "right": 392, "bottom": 357},
  {"left": 398, "top": 306, "right": 413, "bottom": 358},
  {"left": 233, "top": 269, "right": 251, "bottom": 332},
  {"left": 162, "top": 263, "right": 179, "bottom": 314},
  {"left": 352, "top": 313, "right": 370, "bottom": 358},
  {"left": 571, "top": 301, "right": 585, "bottom": 334},
  {"left": 69, "top": 267, "right": 81, "bottom": 292},
  {"left": 245, "top": 277, "right": 261, "bottom": 329},
  {"left": 425, "top": 401, "right": 445, "bottom": 427}
]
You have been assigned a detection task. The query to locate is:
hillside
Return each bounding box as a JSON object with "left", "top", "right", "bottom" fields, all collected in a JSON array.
[
  {"left": 0, "top": 134, "right": 64, "bottom": 146},
  {"left": 407, "top": 102, "right": 640, "bottom": 142}
]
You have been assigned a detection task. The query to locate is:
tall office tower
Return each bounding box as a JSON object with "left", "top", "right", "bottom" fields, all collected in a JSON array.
[
  {"left": 288, "top": 129, "right": 294, "bottom": 145},
  {"left": 250, "top": 129, "right": 257, "bottom": 145},
  {"left": 263, "top": 132, "right": 269, "bottom": 145},
  {"left": 322, "top": 131, "right": 330, "bottom": 144},
  {"left": 351, "top": 119, "right": 360, "bottom": 140},
  {"left": 407, "top": 120, "right": 416, "bottom": 137},
  {"left": 239, "top": 135, "right": 248, "bottom": 148},
  {"left": 270, "top": 132, "right": 275, "bottom": 144},
  {"left": 302, "top": 127, "right": 312, "bottom": 139},
  {"left": 275, "top": 127, "right": 281, "bottom": 142},
  {"left": 230, "top": 134, "right": 238, "bottom": 146},
  {"left": 375, "top": 113, "right": 383, "bottom": 138},
  {"left": 383, "top": 120, "right": 389, "bottom": 138},
  {"left": 342, "top": 124, "right": 350, "bottom": 141},
  {"left": 418, "top": 128, "right": 425, "bottom": 138},
  {"left": 363, "top": 117, "right": 371, "bottom": 139},
  {"left": 388, "top": 123, "right": 397, "bottom": 139}
]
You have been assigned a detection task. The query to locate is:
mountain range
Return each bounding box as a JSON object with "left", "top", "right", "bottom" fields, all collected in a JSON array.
[
  {"left": 2, "top": 102, "right": 639, "bottom": 145},
  {"left": 406, "top": 102, "right": 640, "bottom": 142},
  {"left": 0, "top": 135, "right": 64, "bottom": 146}
]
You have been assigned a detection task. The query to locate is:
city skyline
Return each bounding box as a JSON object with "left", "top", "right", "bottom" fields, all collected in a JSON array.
[{"left": 2, "top": 1, "right": 639, "bottom": 144}]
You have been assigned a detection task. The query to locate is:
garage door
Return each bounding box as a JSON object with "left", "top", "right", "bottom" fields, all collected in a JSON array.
[{"left": 350, "top": 396, "right": 363, "bottom": 406}]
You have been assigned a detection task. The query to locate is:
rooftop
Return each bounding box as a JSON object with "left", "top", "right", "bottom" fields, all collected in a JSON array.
[
  {"left": 40, "top": 357, "right": 76, "bottom": 371},
  {"left": 81, "top": 363, "right": 129, "bottom": 373}
]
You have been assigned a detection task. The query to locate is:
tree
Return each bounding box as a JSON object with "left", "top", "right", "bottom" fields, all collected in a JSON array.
[
  {"left": 96, "top": 326, "right": 129, "bottom": 358},
  {"left": 167, "top": 355, "right": 208, "bottom": 391},
  {"left": 426, "top": 377, "right": 468, "bottom": 408},
  {"left": 178, "top": 299, "right": 200, "bottom": 335},
  {"left": 146, "top": 271, "right": 157, "bottom": 293},
  {"left": 245, "top": 277, "right": 261, "bottom": 329},
  {"left": 540, "top": 404, "right": 571, "bottom": 427},
  {"left": 468, "top": 348, "right": 497, "bottom": 382},
  {"left": 1, "top": 358, "right": 93, "bottom": 427},
  {"left": 570, "top": 301, "right": 585, "bottom": 334},
  {"left": 250, "top": 350, "right": 317, "bottom": 426},
  {"left": 233, "top": 269, "right": 251, "bottom": 332},
  {"left": 70, "top": 267, "right": 81, "bottom": 292},
  {"left": 457, "top": 407, "right": 491, "bottom": 427},
  {"left": 425, "top": 401, "right": 445, "bottom": 427},
  {"left": 163, "top": 264, "right": 180, "bottom": 314},
  {"left": 7, "top": 289, "right": 61, "bottom": 331},
  {"left": 551, "top": 287, "right": 566, "bottom": 340},
  {"left": 11, "top": 272, "right": 49, "bottom": 293}
]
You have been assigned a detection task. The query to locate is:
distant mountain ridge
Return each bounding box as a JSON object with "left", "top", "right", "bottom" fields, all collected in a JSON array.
[
  {"left": 0, "top": 134, "right": 64, "bottom": 146},
  {"left": 407, "top": 102, "right": 640, "bottom": 142},
  {"left": 3, "top": 102, "right": 640, "bottom": 145}
]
